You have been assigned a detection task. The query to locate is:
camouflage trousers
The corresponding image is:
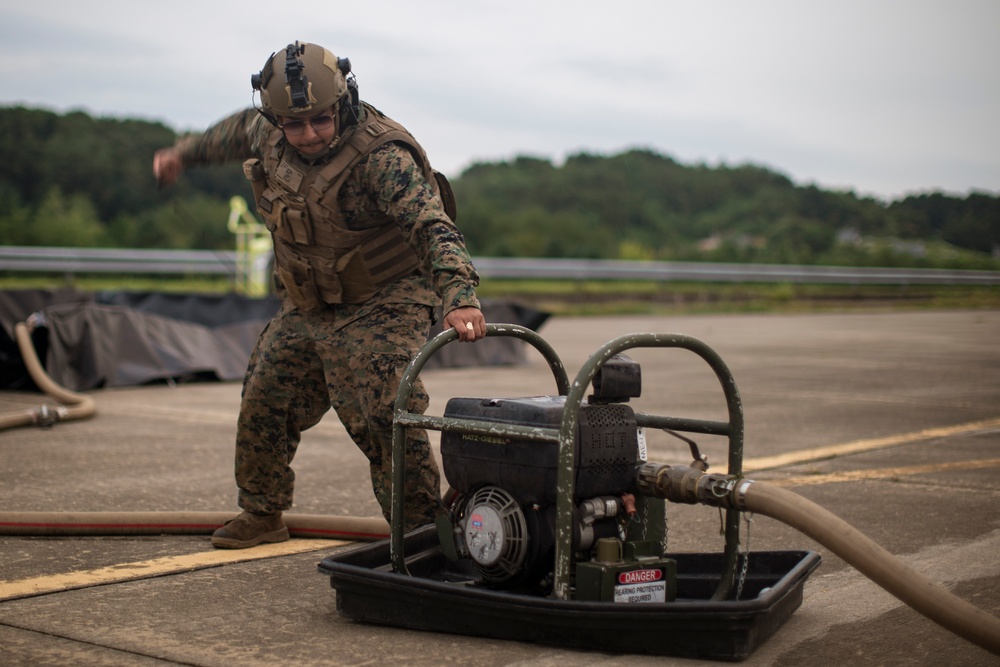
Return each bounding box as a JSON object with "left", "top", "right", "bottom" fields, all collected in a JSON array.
[{"left": 234, "top": 301, "right": 442, "bottom": 529}]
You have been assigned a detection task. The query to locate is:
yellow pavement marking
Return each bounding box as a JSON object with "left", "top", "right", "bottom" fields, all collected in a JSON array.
[
  {"left": 767, "top": 457, "right": 1000, "bottom": 488},
  {"left": 5, "top": 419, "right": 997, "bottom": 603},
  {"left": 744, "top": 416, "right": 1000, "bottom": 472},
  {"left": 0, "top": 538, "right": 346, "bottom": 602}
]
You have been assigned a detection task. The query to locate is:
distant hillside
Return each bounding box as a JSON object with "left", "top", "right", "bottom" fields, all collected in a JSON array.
[
  {"left": 1, "top": 106, "right": 997, "bottom": 270},
  {"left": 454, "top": 151, "right": 999, "bottom": 269}
]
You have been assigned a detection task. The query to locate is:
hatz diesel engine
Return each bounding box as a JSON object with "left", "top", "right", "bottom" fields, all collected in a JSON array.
[{"left": 438, "top": 355, "right": 677, "bottom": 601}]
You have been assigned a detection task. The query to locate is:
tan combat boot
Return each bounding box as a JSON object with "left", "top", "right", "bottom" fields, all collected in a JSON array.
[{"left": 211, "top": 511, "right": 289, "bottom": 549}]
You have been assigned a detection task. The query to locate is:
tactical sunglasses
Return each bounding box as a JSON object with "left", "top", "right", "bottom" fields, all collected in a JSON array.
[{"left": 280, "top": 114, "right": 335, "bottom": 136}]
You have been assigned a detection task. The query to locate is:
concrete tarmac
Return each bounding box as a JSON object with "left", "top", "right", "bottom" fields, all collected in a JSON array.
[{"left": 1, "top": 309, "right": 999, "bottom": 666}]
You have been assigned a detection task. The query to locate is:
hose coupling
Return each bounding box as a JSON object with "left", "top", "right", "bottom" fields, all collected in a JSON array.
[
  {"left": 32, "top": 404, "right": 67, "bottom": 429},
  {"left": 636, "top": 461, "right": 748, "bottom": 510}
]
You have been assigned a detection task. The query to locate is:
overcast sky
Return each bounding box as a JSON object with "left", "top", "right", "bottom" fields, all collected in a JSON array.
[{"left": 2, "top": 1, "right": 997, "bottom": 201}]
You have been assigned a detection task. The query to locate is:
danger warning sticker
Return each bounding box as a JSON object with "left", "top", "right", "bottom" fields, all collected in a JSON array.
[
  {"left": 618, "top": 568, "right": 662, "bottom": 585},
  {"left": 614, "top": 580, "right": 667, "bottom": 604}
]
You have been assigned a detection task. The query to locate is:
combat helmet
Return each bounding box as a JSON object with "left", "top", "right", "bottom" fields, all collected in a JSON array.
[{"left": 251, "top": 41, "right": 357, "bottom": 125}]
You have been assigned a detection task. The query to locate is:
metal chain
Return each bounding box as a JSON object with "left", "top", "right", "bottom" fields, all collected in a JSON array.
[
  {"left": 736, "top": 511, "right": 754, "bottom": 600},
  {"left": 641, "top": 498, "right": 650, "bottom": 538},
  {"left": 662, "top": 502, "right": 669, "bottom": 554},
  {"left": 634, "top": 498, "right": 668, "bottom": 555}
]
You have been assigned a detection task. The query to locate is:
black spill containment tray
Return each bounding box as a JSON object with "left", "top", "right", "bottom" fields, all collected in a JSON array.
[{"left": 318, "top": 526, "right": 822, "bottom": 662}]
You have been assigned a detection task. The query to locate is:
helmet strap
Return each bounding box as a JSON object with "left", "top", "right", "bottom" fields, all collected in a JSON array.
[{"left": 254, "top": 105, "right": 279, "bottom": 128}]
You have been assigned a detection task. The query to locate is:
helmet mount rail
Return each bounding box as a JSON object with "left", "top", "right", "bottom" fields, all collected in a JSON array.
[{"left": 283, "top": 41, "right": 310, "bottom": 110}]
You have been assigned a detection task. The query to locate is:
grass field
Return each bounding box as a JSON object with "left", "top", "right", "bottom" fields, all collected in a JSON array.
[
  {"left": 3, "top": 273, "right": 998, "bottom": 316},
  {"left": 478, "top": 280, "right": 1000, "bottom": 315}
]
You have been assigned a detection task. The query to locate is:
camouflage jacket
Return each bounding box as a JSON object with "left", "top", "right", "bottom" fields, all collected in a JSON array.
[{"left": 174, "top": 107, "right": 480, "bottom": 319}]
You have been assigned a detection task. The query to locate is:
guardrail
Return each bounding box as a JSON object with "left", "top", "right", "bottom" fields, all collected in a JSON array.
[
  {"left": 472, "top": 257, "right": 1000, "bottom": 285},
  {"left": 2, "top": 246, "right": 999, "bottom": 285},
  {"left": 0, "top": 246, "right": 237, "bottom": 276}
]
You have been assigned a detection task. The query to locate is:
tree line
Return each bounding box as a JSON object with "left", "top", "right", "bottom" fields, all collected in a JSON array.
[{"left": 1, "top": 106, "right": 997, "bottom": 270}]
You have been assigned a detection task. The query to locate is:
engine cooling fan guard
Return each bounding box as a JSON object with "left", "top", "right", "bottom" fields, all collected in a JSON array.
[{"left": 461, "top": 485, "right": 528, "bottom": 582}]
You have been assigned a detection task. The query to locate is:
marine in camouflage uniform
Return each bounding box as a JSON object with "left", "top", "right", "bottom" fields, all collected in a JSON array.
[{"left": 154, "top": 42, "right": 485, "bottom": 548}]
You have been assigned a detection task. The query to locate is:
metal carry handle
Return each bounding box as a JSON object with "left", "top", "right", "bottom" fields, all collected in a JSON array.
[
  {"left": 390, "top": 323, "right": 569, "bottom": 574},
  {"left": 550, "top": 332, "right": 745, "bottom": 601},
  {"left": 390, "top": 326, "right": 744, "bottom": 602}
]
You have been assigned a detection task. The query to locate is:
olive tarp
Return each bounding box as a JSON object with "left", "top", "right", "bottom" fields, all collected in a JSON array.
[{"left": 0, "top": 289, "right": 548, "bottom": 392}]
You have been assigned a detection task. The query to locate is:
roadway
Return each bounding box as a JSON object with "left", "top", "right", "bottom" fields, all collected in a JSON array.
[{"left": 1, "top": 309, "right": 998, "bottom": 665}]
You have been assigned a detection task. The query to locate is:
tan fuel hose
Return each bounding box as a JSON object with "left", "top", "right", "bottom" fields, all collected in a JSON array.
[
  {"left": 1, "top": 320, "right": 389, "bottom": 541},
  {"left": 739, "top": 480, "right": 1000, "bottom": 656},
  {"left": 637, "top": 463, "right": 1000, "bottom": 655},
  {"left": 0, "top": 511, "right": 389, "bottom": 541},
  {"left": 0, "top": 321, "right": 97, "bottom": 431}
]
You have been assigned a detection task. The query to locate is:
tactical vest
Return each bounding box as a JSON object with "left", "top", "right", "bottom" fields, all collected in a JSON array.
[{"left": 243, "top": 104, "right": 454, "bottom": 310}]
